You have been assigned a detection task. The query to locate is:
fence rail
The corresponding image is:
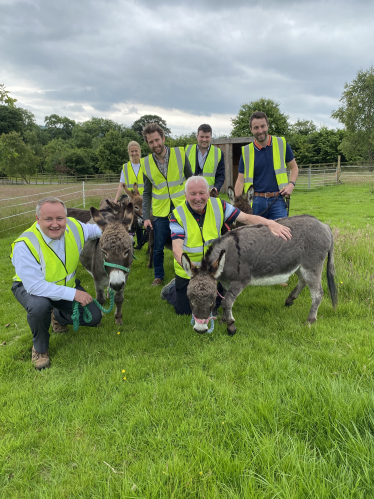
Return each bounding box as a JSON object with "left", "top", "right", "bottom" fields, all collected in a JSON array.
[
  {"left": 0, "top": 174, "right": 119, "bottom": 185},
  {"left": 0, "top": 182, "right": 118, "bottom": 235}
]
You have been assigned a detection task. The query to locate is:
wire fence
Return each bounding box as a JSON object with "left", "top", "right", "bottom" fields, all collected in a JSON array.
[
  {"left": 294, "top": 164, "right": 374, "bottom": 189},
  {"left": 0, "top": 182, "right": 118, "bottom": 235}
]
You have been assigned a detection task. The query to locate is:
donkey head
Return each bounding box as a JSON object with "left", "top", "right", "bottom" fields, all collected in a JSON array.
[
  {"left": 91, "top": 203, "right": 134, "bottom": 292},
  {"left": 123, "top": 183, "right": 143, "bottom": 226},
  {"left": 182, "top": 249, "right": 226, "bottom": 334},
  {"left": 227, "top": 185, "right": 254, "bottom": 215}
]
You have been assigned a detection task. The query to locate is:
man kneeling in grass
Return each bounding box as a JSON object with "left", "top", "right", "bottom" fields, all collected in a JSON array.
[
  {"left": 161, "top": 176, "right": 292, "bottom": 315},
  {"left": 10, "top": 197, "right": 102, "bottom": 370}
]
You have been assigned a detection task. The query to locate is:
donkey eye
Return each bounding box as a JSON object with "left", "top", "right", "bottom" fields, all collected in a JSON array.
[
  {"left": 210, "top": 301, "right": 214, "bottom": 307},
  {"left": 124, "top": 250, "right": 129, "bottom": 257},
  {"left": 190, "top": 301, "right": 194, "bottom": 306},
  {"left": 102, "top": 250, "right": 108, "bottom": 257},
  {"left": 135, "top": 206, "right": 139, "bottom": 211}
]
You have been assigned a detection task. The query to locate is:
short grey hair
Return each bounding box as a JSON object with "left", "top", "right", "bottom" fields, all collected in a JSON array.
[
  {"left": 184, "top": 176, "right": 209, "bottom": 194},
  {"left": 36, "top": 197, "right": 67, "bottom": 217}
]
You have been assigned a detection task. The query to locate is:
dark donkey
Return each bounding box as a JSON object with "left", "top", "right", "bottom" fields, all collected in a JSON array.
[
  {"left": 181, "top": 215, "right": 337, "bottom": 335},
  {"left": 79, "top": 203, "right": 134, "bottom": 325}
]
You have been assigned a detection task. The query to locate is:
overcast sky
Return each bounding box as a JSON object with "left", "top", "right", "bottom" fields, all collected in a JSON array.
[{"left": 1, "top": 0, "right": 374, "bottom": 136}]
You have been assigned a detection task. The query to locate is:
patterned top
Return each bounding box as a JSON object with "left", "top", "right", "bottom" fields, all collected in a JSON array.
[{"left": 153, "top": 147, "right": 170, "bottom": 178}]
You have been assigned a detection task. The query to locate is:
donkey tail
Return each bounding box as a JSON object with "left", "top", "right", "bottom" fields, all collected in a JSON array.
[{"left": 327, "top": 234, "right": 338, "bottom": 310}]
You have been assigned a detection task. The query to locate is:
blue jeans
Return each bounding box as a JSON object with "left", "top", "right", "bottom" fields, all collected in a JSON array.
[
  {"left": 252, "top": 195, "right": 287, "bottom": 220},
  {"left": 153, "top": 216, "right": 172, "bottom": 280}
]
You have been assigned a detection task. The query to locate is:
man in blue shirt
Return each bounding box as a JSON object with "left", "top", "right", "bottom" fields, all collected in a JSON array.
[{"left": 234, "top": 111, "right": 299, "bottom": 220}]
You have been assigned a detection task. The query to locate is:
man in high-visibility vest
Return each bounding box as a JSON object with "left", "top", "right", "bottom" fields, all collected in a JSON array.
[
  {"left": 185, "top": 124, "right": 225, "bottom": 194},
  {"left": 141, "top": 122, "right": 193, "bottom": 286},
  {"left": 10, "top": 197, "right": 102, "bottom": 370},
  {"left": 161, "top": 176, "right": 292, "bottom": 315},
  {"left": 234, "top": 111, "right": 299, "bottom": 220}
]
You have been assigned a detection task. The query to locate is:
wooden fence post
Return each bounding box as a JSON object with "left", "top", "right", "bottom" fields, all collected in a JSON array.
[
  {"left": 308, "top": 165, "right": 311, "bottom": 190},
  {"left": 336, "top": 155, "right": 341, "bottom": 184}
]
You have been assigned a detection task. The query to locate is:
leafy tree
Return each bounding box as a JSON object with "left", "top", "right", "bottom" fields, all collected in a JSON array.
[
  {"left": 44, "top": 114, "right": 76, "bottom": 140},
  {"left": 96, "top": 130, "right": 128, "bottom": 173},
  {"left": 166, "top": 132, "right": 197, "bottom": 148},
  {"left": 231, "top": 98, "right": 290, "bottom": 137},
  {"left": 65, "top": 149, "right": 95, "bottom": 176},
  {"left": 0, "top": 132, "right": 38, "bottom": 182},
  {"left": 0, "top": 105, "right": 25, "bottom": 135},
  {"left": 131, "top": 114, "right": 171, "bottom": 137},
  {"left": 331, "top": 66, "right": 374, "bottom": 162},
  {"left": 0, "top": 84, "right": 17, "bottom": 106},
  {"left": 43, "top": 138, "right": 75, "bottom": 173}
]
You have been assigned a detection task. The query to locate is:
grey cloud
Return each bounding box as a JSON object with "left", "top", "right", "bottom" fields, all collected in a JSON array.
[{"left": 1, "top": 0, "right": 374, "bottom": 132}]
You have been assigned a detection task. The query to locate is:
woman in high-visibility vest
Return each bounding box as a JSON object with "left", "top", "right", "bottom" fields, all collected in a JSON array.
[{"left": 114, "top": 141, "right": 144, "bottom": 203}]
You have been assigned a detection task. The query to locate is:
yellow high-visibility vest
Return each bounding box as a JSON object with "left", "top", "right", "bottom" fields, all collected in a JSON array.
[
  {"left": 172, "top": 197, "right": 224, "bottom": 279},
  {"left": 122, "top": 161, "right": 144, "bottom": 194},
  {"left": 10, "top": 218, "right": 84, "bottom": 287},
  {"left": 185, "top": 144, "right": 222, "bottom": 187},
  {"left": 140, "top": 147, "right": 186, "bottom": 217},
  {"left": 242, "top": 137, "right": 288, "bottom": 193}
]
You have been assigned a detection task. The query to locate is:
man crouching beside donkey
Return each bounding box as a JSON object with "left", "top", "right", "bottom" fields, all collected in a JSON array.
[
  {"left": 10, "top": 197, "right": 103, "bottom": 370},
  {"left": 161, "top": 176, "right": 292, "bottom": 316},
  {"left": 162, "top": 176, "right": 337, "bottom": 336}
]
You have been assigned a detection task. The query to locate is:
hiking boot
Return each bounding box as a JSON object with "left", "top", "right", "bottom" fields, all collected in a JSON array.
[
  {"left": 51, "top": 311, "right": 68, "bottom": 333},
  {"left": 31, "top": 346, "right": 50, "bottom": 370},
  {"left": 151, "top": 278, "right": 163, "bottom": 286},
  {"left": 161, "top": 278, "right": 175, "bottom": 300}
]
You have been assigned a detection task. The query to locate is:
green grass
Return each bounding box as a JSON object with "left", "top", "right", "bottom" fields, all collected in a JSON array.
[{"left": 1, "top": 183, "right": 374, "bottom": 498}]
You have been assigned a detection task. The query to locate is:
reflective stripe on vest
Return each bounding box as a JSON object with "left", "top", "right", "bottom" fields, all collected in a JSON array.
[
  {"left": 242, "top": 137, "right": 289, "bottom": 193},
  {"left": 140, "top": 147, "right": 186, "bottom": 217},
  {"left": 10, "top": 218, "right": 84, "bottom": 287},
  {"left": 185, "top": 144, "right": 221, "bottom": 186},
  {"left": 173, "top": 198, "right": 223, "bottom": 279},
  {"left": 122, "top": 161, "right": 144, "bottom": 193}
]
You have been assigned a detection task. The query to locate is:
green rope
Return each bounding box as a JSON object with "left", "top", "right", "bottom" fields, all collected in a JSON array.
[{"left": 71, "top": 288, "right": 115, "bottom": 331}]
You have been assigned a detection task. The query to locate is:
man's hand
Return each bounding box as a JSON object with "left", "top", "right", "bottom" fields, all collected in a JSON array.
[
  {"left": 280, "top": 182, "right": 295, "bottom": 196},
  {"left": 267, "top": 221, "right": 292, "bottom": 241},
  {"left": 144, "top": 219, "right": 153, "bottom": 229},
  {"left": 74, "top": 289, "right": 93, "bottom": 306}
]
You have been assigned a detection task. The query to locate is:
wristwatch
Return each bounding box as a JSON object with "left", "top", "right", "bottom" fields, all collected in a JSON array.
[{"left": 289, "top": 181, "right": 296, "bottom": 186}]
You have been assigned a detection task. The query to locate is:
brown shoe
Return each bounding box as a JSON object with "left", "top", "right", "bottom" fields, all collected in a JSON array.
[
  {"left": 51, "top": 311, "right": 68, "bottom": 333},
  {"left": 32, "top": 346, "right": 50, "bottom": 370},
  {"left": 151, "top": 278, "right": 163, "bottom": 286}
]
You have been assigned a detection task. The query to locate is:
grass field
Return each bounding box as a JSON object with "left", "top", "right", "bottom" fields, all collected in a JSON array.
[{"left": 1, "top": 183, "right": 374, "bottom": 498}]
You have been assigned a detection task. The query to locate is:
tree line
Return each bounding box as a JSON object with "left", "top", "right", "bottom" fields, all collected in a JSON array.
[{"left": 1, "top": 66, "right": 373, "bottom": 182}]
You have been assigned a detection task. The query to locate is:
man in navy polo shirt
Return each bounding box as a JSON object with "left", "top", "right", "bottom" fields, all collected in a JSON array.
[{"left": 234, "top": 111, "right": 298, "bottom": 220}]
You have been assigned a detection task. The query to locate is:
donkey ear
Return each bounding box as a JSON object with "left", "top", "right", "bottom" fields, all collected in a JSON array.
[
  {"left": 122, "top": 201, "right": 134, "bottom": 231},
  {"left": 123, "top": 185, "right": 134, "bottom": 198},
  {"left": 181, "top": 253, "right": 198, "bottom": 278},
  {"left": 91, "top": 207, "right": 108, "bottom": 230},
  {"left": 227, "top": 186, "right": 235, "bottom": 204},
  {"left": 133, "top": 182, "right": 139, "bottom": 195},
  {"left": 247, "top": 186, "right": 255, "bottom": 205},
  {"left": 105, "top": 199, "right": 121, "bottom": 213},
  {"left": 210, "top": 249, "right": 225, "bottom": 280}
]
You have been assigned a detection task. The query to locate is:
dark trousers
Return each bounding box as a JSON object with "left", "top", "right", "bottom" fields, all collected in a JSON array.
[
  {"left": 153, "top": 216, "right": 172, "bottom": 280},
  {"left": 166, "top": 275, "right": 224, "bottom": 316},
  {"left": 12, "top": 280, "right": 102, "bottom": 354},
  {"left": 252, "top": 195, "right": 287, "bottom": 220}
]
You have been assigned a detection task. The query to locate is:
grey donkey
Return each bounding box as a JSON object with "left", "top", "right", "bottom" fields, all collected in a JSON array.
[
  {"left": 79, "top": 203, "right": 134, "bottom": 325},
  {"left": 181, "top": 215, "right": 337, "bottom": 335}
]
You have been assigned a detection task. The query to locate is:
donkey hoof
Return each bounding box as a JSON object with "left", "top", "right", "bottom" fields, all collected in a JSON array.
[
  {"left": 285, "top": 299, "right": 293, "bottom": 307},
  {"left": 304, "top": 318, "right": 317, "bottom": 325},
  {"left": 115, "top": 319, "right": 123, "bottom": 325}
]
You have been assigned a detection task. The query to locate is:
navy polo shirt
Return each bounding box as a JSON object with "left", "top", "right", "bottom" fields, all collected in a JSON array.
[{"left": 238, "top": 136, "right": 295, "bottom": 193}]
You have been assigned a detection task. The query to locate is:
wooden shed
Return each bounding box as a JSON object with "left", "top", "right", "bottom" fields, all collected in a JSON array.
[{"left": 211, "top": 137, "right": 254, "bottom": 193}]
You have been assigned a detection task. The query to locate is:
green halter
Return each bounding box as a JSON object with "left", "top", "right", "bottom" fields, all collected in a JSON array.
[{"left": 103, "top": 259, "right": 131, "bottom": 275}]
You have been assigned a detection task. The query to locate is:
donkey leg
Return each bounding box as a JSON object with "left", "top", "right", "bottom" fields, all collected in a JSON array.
[
  {"left": 94, "top": 278, "right": 106, "bottom": 306},
  {"left": 114, "top": 290, "right": 124, "bottom": 325},
  {"left": 285, "top": 268, "right": 307, "bottom": 307},
  {"left": 221, "top": 280, "right": 250, "bottom": 336},
  {"left": 302, "top": 265, "right": 324, "bottom": 324}
]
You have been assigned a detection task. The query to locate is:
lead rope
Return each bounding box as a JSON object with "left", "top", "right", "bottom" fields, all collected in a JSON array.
[{"left": 71, "top": 288, "right": 115, "bottom": 332}]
